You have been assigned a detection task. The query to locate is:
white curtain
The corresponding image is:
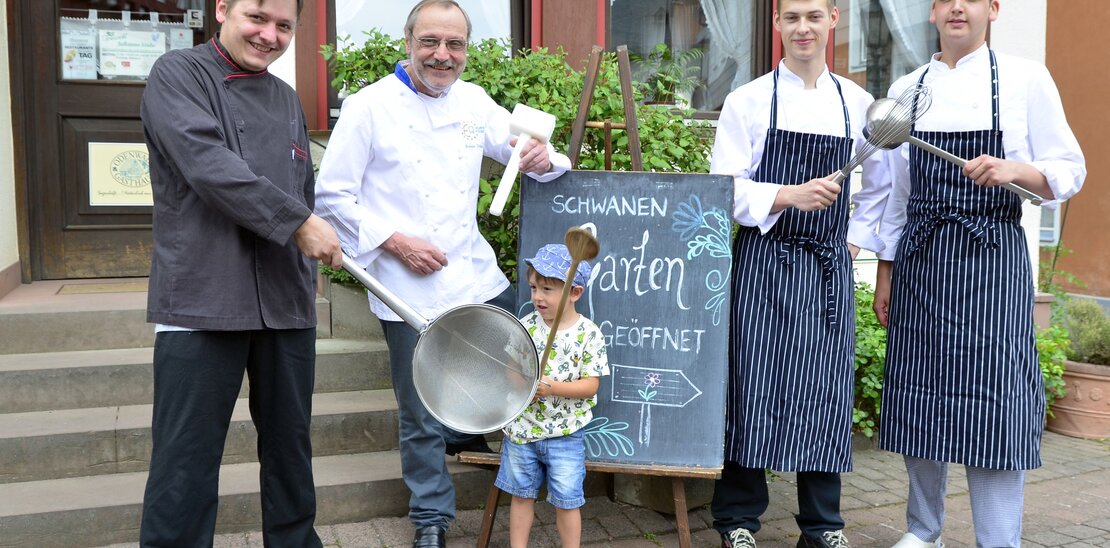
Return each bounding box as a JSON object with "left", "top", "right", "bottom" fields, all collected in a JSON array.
[
  {"left": 699, "top": 0, "right": 752, "bottom": 95},
  {"left": 878, "top": 0, "right": 935, "bottom": 78}
]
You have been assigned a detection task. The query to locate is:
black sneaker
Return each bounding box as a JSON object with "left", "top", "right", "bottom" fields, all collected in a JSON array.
[
  {"left": 796, "top": 530, "right": 850, "bottom": 548},
  {"left": 722, "top": 528, "right": 757, "bottom": 548}
]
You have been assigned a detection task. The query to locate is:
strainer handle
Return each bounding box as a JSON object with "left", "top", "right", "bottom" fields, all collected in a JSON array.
[{"left": 341, "top": 254, "right": 430, "bottom": 331}]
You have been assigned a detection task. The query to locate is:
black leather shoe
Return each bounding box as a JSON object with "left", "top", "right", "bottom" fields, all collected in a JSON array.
[
  {"left": 445, "top": 436, "right": 494, "bottom": 456},
  {"left": 413, "top": 525, "right": 446, "bottom": 548}
]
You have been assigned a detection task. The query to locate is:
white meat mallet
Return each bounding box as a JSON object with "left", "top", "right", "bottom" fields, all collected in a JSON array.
[{"left": 489, "top": 104, "right": 557, "bottom": 217}]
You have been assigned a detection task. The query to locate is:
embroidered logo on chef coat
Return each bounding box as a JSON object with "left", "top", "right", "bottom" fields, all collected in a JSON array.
[{"left": 461, "top": 119, "right": 485, "bottom": 149}]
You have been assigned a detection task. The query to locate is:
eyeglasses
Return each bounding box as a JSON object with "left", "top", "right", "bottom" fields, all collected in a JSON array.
[{"left": 414, "top": 36, "right": 468, "bottom": 52}]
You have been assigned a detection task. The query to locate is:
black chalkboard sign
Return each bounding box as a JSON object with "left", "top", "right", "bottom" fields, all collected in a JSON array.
[{"left": 517, "top": 171, "right": 733, "bottom": 469}]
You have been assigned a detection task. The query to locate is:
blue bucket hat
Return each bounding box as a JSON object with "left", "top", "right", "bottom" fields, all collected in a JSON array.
[{"left": 525, "top": 243, "right": 593, "bottom": 288}]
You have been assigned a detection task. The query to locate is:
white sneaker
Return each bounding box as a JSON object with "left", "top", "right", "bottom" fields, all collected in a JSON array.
[{"left": 891, "top": 532, "right": 944, "bottom": 548}]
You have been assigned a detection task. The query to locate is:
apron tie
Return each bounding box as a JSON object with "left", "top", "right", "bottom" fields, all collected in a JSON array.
[
  {"left": 904, "top": 213, "right": 1001, "bottom": 259},
  {"left": 775, "top": 237, "right": 842, "bottom": 326}
]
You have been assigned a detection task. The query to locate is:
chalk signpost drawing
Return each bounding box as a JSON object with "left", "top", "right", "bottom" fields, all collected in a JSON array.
[
  {"left": 610, "top": 364, "right": 702, "bottom": 446},
  {"left": 518, "top": 171, "right": 733, "bottom": 470}
]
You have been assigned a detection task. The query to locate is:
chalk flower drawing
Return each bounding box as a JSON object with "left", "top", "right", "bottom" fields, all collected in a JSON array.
[
  {"left": 639, "top": 372, "right": 660, "bottom": 401},
  {"left": 671, "top": 195, "right": 731, "bottom": 325}
]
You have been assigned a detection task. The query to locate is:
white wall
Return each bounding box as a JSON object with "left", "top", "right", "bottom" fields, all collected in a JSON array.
[
  {"left": 270, "top": 36, "right": 297, "bottom": 90},
  {"left": 990, "top": 0, "right": 1047, "bottom": 283},
  {"left": 0, "top": 0, "right": 20, "bottom": 272}
]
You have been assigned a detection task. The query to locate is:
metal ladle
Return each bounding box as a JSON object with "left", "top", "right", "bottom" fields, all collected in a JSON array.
[{"left": 864, "top": 97, "right": 1043, "bottom": 205}]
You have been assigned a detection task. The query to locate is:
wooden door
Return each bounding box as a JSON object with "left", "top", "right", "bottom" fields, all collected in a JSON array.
[{"left": 11, "top": 0, "right": 212, "bottom": 279}]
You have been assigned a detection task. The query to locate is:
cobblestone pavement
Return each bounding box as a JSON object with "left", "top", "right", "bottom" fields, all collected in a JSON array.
[{"left": 119, "top": 431, "right": 1110, "bottom": 548}]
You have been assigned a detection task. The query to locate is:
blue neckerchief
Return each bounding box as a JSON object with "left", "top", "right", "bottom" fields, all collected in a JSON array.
[{"left": 394, "top": 62, "right": 419, "bottom": 94}]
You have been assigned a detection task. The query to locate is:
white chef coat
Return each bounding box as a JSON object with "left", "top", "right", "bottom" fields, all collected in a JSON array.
[
  {"left": 315, "top": 69, "right": 571, "bottom": 322},
  {"left": 710, "top": 61, "right": 890, "bottom": 253},
  {"left": 876, "top": 44, "right": 1086, "bottom": 260}
]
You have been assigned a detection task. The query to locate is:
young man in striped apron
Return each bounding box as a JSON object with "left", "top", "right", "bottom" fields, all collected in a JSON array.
[
  {"left": 709, "top": 1, "right": 890, "bottom": 546},
  {"left": 873, "top": 1, "right": 1086, "bottom": 547}
]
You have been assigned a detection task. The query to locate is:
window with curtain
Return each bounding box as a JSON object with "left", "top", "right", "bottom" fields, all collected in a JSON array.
[
  {"left": 334, "top": 0, "right": 512, "bottom": 47},
  {"left": 610, "top": 0, "right": 755, "bottom": 112},
  {"left": 833, "top": 0, "right": 937, "bottom": 99}
]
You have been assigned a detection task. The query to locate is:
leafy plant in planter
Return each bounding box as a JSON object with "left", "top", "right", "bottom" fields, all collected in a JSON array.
[
  {"left": 1046, "top": 298, "right": 1110, "bottom": 439},
  {"left": 1063, "top": 299, "right": 1110, "bottom": 366},
  {"left": 631, "top": 43, "right": 705, "bottom": 106},
  {"left": 1037, "top": 323, "right": 1069, "bottom": 417}
]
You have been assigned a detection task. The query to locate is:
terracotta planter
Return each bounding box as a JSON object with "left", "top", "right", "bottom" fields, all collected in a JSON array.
[{"left": 1046, "top": 360, "right": 1110, "bottom": 439}]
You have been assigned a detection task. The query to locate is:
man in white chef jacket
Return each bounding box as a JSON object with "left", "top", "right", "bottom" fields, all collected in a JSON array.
[
  {"left": 873, "top": 1, "right": 1085, "bottom": 547},
  {"left": 709, "top": 0, "right": 890, "bottom": 547},
  {"left": 314, "top": 1, "right": 571, "bottom": 547}
]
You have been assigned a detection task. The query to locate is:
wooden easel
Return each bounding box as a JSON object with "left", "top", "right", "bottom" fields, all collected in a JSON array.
[
  {"left": 567, "top": 45, "right": 643, "bottom": 171},
  {"left": 458, "top": 451, "right": 719, "bottom": 548},
  {"left": 459, "top": 47, "right": 721, "bottom": 548}
]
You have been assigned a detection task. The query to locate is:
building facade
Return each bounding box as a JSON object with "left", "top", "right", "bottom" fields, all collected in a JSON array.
[{"left": 2, "top": 0, "right": 1104, "bottom": 300}]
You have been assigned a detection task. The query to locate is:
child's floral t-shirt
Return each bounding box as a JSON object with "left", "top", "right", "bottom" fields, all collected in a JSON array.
[{"left": 503, "top": 312, "right": 609, "bottom": 444}]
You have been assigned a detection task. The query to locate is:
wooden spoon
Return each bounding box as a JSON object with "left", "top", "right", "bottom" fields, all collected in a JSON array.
[{"left": 537, "top": 227, "right": 600, "bottom": 375}]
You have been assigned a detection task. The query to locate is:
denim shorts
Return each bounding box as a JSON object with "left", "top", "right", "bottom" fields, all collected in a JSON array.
[{"left": 494, "top": 430, "right": 586, "bottom": 509}]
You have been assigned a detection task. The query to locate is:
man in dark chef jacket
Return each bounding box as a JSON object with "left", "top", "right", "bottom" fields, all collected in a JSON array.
[
  {"left": 708, "top": 0, "right": 891, "bottom": 547},
  {"left": 137, "top": 1, "right": 343, "bottom": 546},
  {"left": 873, "top": 1, "right": 1085, "bottom": 547}
]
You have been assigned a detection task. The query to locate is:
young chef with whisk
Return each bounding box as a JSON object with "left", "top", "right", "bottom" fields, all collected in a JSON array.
[
  {"left": 708, "top": 1, "right": 889, "bottom": 546},
  {"left": 872, "top": 1, "right": 1085, "bottom": 547}
]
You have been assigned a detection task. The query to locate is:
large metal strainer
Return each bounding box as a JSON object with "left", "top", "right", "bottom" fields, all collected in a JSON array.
[{"left": 341, "top": 255, "right": 539, "bottom": 434}]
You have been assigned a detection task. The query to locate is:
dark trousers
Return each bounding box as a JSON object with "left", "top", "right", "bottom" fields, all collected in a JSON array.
[
  {"left": 381, "top": 286, "right": 514, "bottom": 527},
  {"left": 139, "top": 329, "right": 322, "bottom": 548},
  {"left": 711, "top": 461, "right": 844, "bottom": 539}
]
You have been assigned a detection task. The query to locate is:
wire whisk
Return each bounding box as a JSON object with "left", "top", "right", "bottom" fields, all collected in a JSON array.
[{"left": 831, "top": 84, "right": 933, "bottom": 184}]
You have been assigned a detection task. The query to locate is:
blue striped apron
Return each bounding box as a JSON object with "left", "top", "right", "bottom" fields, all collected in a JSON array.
[
  {"left": 723, "top": 69, "right": 856, "bottom": 473},
  {"left": 879, "top": 50, "right": 1043, "bottom": 470}
]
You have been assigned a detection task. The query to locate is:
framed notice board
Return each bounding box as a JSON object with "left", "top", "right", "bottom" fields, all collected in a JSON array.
[{"left": 518, "top": 170, "right": 734, "bottom": 470}]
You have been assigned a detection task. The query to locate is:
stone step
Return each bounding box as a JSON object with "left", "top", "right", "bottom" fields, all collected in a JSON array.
[
  {"left": 0, "top": 339, "right": 390, "bottom": 414},
  {"left": 0, "top": 279, "right": 380, "bottom": 354},
  {"left": 0, "top": 451, "right": 497, "bottom": 548},
  {"left": 0, "top": 390, "right": 402, "bottom": 484},
  {"left": 0, "top": 307, "right": 153, "bottom": 354}
]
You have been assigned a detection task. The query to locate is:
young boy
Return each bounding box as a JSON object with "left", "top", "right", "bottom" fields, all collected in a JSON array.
[
  {"left": 873, "top": 1, "right": 1085, "bottom": 547},
  {"left": 496, "top": 243, "right": 609, "bottom": 548},
  {"left": 709, "top": 0, "right": 888, "bottom": 546}
]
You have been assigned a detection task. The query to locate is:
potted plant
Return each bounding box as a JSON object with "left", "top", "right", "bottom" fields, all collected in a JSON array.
[
  {"left": 1046, "top": 298, "right": 1110, "bottom": 439},
  {"left": 631, "top": 43, "right": 704, "bottom": 107}
]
